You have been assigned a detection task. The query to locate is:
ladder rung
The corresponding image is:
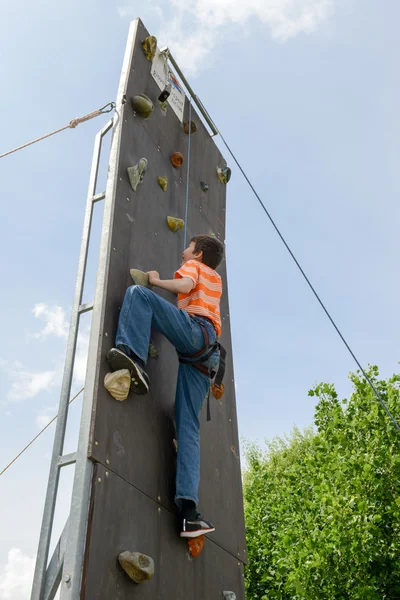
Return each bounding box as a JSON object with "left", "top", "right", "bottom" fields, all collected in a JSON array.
[
  {"left": 93, "top": 191, "right": 106, "bottom": 203},
  {"left": 57, "top": 452, "right": 77, "bottom": 468},
  {"left": 78, "top": 302, "right": 94, "bottom": 314}
]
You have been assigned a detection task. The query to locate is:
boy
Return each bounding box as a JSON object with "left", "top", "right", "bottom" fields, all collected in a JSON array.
[{"left": 107, "top": 234, "right": 224, "bottom": 539}]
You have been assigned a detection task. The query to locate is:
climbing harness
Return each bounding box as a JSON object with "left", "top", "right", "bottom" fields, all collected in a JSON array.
[{"left": 177, "top": 317, "right": 226, "bottom": 421}]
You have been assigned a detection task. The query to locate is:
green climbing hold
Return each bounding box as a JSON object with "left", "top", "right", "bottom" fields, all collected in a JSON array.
[
  {"left": 130, "top": 269, "right": 152, "bottom": 288},
  {"left": 200, "top": 181, "right": 209, "bottom": 192},
  {"left": 118, "top": 551, "right": 155, "bottom": 584},
  {"left": 159, "top": 99, "right": 168, "bottom": 113},
  {"left": 142, "top": 36, "right": 157, "bottom": 61},
  {"left": 167, "top": 216, "right": 184, "bottom": 232},
  {"left": 148, "top": 341, "right": 159, "bottom": 359},
  {"left": 157, "top": 176, "right": 168, "bottom": 192},
  {"left": 131, "top": 94, "right": 154, "bottom": 119},
  {"left": 127, "top": 158, "right": 147, "bottom": 192},
  {"left": 217, "top": 166, "right": 231, "bottom": 184}
]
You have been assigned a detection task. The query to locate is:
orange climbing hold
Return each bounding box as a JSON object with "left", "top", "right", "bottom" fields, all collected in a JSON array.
[
  {"left": 170, "top": 152, "right": 184, "bottom": 168},
  {"left": 212, "top": 383, "right": 225, "bottom": 400},
  {"left": 188, "top": 535, "right": 204, "bottom": 557}
]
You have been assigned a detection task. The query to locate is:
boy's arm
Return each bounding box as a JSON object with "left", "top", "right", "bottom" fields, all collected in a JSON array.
[{"left": 147, "top": 271, "right": 194, "bottom": 295}]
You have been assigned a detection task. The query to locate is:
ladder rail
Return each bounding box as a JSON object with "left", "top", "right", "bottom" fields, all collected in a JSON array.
[{"left": 30, "top": 116, "right": 113, "bottom": 600}]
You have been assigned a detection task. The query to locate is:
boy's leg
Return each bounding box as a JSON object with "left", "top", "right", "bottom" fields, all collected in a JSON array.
[
  {"left": 115, "top": 285, "right": 205, "bottom": 360},
  {"left": 175, "top": 362, "right": 215, "bottom": 538}
]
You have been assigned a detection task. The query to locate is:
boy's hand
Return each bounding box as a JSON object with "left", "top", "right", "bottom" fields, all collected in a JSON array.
[{"left": 147, "top": 270, "right": 160, "bottom": 285}]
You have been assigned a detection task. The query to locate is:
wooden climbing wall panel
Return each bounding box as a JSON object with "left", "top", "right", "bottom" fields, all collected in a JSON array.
[{"left": 83, "top": 18, "right": 246, "bottom": 599}]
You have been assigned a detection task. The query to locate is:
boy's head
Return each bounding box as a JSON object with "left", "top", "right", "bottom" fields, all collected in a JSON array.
[{"left": 182, "top": 235, "right": 224, "bottom": 270}]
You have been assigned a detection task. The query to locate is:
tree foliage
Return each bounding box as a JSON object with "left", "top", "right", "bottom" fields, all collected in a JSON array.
[{"left": 243, "top": 366, "right": 400, "bottom": 599}]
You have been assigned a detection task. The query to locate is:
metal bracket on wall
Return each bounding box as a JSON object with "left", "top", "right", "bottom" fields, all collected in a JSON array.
[{"left": 159, "top": 46, "right": 219, "bottom": 137}]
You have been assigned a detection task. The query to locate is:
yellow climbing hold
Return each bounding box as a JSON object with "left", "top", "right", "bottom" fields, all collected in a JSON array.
[
  {"left": 130, "top": 269, "right": 152, "bottom": 288},
  {"left": 104, "top": 369, "right": 131, "bottom": 401},
  {"left": 167, "top": 216, "right": 184, "bottom": 232},
  {"left": 157, "top": 176, "right": 168, "bottom": 192},
  {"left": 142, "top": 36, "right": 157, "bottom": 61}
]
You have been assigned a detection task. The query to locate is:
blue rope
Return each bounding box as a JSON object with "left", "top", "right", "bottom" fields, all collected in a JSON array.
[{"left": 183, "top": 98, "right": 192, "bottom": 250}]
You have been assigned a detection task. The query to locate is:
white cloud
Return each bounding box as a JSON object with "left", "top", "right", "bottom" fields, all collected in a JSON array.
[
  {"left": 0, "top": 548, "right": 35, "bottom": 600},
  {"left": 117, "top": 0, "right": 334, "bottom": 73},
  {"left": 32, "top": 303, "right": 69, "bottom": 340},
  {"left": 35, "top": 414, "right": 54, "bottom": 429},
  {"left": 0, "top": 360, "right": 58, "bottom": 402}
]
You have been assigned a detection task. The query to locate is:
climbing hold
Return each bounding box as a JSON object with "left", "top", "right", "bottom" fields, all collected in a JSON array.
[
  {"left": 142, "top": 35, "right": 157, "bottom": 61},
  {"left": 158, "top": 82, "right": 172, "bottom": 103},
  {"left": 217, "top": 166, "right": 231, "bottom": 184},
  {"left": 200, "top": 181, "right": 209, "bottom": 192},
  {"left": 223, "top": 593, "right": 237, "bottom": 600},
  {"left": 212, "top": 383, "right": 225, "bottom": 400},
  {"left": 148, "top": 341, "right": 159, "bottom": 359},
  {"left": 188, "top": 535, "right": 205, "bottom": 558},
  {"left": 167, "top": 216, "right": 184, "bottom": 232},
  {"left": 159, "top": 99, "right": 168, "bottom": 113},
  {"left": 104, "top": 369, "right": 131, "bottom": 401},
  {"left": 118, "top": 551, "right": 155, "bottom": 583},
  {"left": 131, "top": 94, "right": 154, "bottom": 119},
  {"left": 127, "top": 158, "right": 147, "bottom": 192},
  {"left": 157, "top": 176, "right": 168, "bottom": 192},
  {"left": 184, "top": 120, "right": 197, "bottom": 135},
  {"left": 170, "top": 152, "right": 184, "bottom": 168},
  {"left": 130, "top": 269, "right": 152, "bottom": 288},
  {"left": 172, "top": 438, "right": 178, "bottom": 454}
]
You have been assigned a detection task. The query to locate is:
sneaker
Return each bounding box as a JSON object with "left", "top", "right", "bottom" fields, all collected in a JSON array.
[
  {"left": 180, "top": 514, "right": 215, "bottom": 538},
  {"left": 107, "top": 348, "right": 150, "bottom": 395}
]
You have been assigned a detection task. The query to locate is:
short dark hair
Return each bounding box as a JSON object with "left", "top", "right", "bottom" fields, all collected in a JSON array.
[{"left": 191, "top": 234, "right": 224, "bottom": 270}]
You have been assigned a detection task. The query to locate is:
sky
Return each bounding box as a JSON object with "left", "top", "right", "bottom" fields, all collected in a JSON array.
[{"left": 0, "top": 0, "right": 399, "bottom": 597}]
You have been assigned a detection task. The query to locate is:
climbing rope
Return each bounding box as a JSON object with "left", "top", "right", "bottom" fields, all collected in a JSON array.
[
  {"left": 183, "top": 97, "right": 193, "bottom": 250},
  {"left": 0, "top": 387, "right": 84, "bottom": 477},
  {"left": 0, "top": 102, "right": 115, "bottom": 160},
  {"left": 202, "top": 106, "right": 400, "bottom": 434}
]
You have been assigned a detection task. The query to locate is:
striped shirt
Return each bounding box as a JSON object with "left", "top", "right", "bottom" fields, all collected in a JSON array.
[{"left": 174, "top": 260, "right": 222, "bottom": 337}]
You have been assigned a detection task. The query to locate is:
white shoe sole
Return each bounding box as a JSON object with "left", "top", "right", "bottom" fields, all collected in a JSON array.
[{"left": 180, "top": 527, "right": 215, "bottom": 538}]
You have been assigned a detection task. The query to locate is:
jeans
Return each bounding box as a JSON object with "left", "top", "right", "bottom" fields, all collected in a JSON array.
[{"left": 115, "top": 285, "right": 220, "bottom": 510}]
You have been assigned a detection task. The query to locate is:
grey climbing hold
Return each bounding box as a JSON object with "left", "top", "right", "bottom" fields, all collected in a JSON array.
[
  {"left": 127, "top": 158, "right": 147, "bottom": 192},
  {"left": 217, "top": 166, "right": 231, "bottom": 184},
  {"left": 223, "top": 593, "right": 236, "bottom": 600},
  {"left": 118, "top": 551, "right": 155, "bottom": 584},
  {"left": 131, "top": 94, "right": 154, "bottom": 119},
  {"left": 200, "top": 181, "right": 209, "bottom": 192},
  {"left": 130, "top": 269, "right": 152, "bottom": 289}
]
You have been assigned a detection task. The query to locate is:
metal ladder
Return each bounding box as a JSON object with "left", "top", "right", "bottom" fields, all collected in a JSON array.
[{"left": 30, "top": 20, "right": 139, "bottom": 600}]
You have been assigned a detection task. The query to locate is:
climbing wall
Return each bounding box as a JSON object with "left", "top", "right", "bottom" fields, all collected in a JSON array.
[{"left": 82, "top": 18, "right": 246, "bottom": 599}]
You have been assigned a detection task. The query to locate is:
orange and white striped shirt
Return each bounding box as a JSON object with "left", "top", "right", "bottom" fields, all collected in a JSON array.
[{"left": 174, "top": 259, "right": 222, "bottom": 337}]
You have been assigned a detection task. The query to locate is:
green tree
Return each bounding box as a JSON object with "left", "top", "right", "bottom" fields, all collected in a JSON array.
[{"left": 243, "top": 366, "right": 400, "bottom": 599}]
